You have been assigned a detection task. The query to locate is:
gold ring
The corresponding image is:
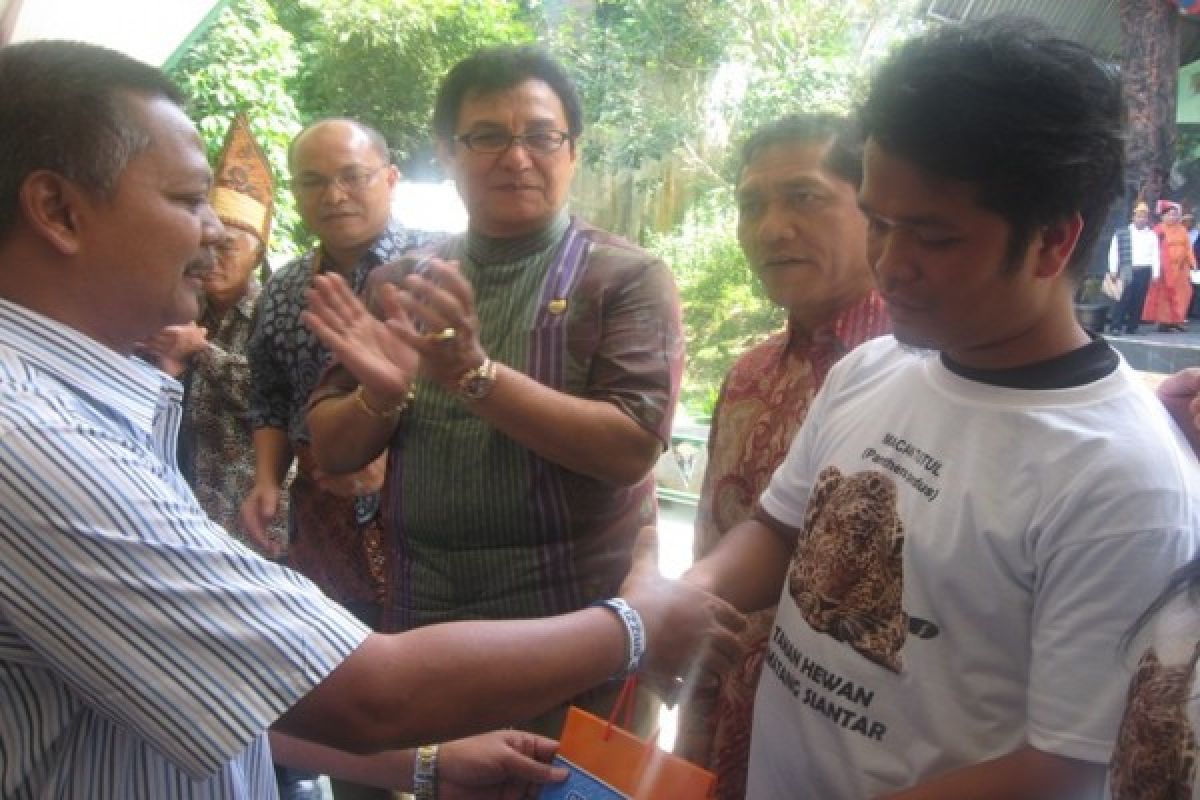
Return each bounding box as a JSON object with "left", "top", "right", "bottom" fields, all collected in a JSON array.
[{"left": 427, "top": 327, "right": 457, "bottom": 343}]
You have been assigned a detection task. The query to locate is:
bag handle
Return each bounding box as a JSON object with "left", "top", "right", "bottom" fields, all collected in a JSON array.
[
  {"left": 602, "top": 675, "right": 662, "bottom": 766},
  {"left": 603, "top": 675, "right": 638, "bottom": 740}
]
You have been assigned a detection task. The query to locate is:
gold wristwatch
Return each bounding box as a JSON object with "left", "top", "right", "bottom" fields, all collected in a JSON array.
[{"left": 456, "top": 356, "right": 497, "bottom": 401}]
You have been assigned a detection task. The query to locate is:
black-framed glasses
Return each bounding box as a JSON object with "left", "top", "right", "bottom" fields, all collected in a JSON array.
[
  {"left": 455, "top": 130, "right": 571, "bottom": 155},
  {"left": 291, "top": 165, "right": 386, "bottom": 196}
]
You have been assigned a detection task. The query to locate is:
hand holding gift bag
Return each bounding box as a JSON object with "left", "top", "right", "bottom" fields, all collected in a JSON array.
[{"left": 539, "top": 677, "right": 716, "bottom": 800}]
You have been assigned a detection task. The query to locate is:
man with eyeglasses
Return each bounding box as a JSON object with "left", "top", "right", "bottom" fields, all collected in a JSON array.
[
  {"left": 244, "top": 117, "right": 437, "bottom": 799},
  {"left": 303, "top": 45, "right": 684, "bottom": 738}
]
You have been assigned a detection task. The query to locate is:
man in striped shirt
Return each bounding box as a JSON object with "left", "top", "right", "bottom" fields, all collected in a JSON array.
[{"left": 0, "top": 40, "right": 744, "bottom": 800}]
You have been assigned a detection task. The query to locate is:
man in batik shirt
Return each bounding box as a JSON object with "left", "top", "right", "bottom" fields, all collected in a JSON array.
[
  {"left": 673, "top": 113, "right": 890, "bottom": 800},
  {"left": 244, "top": 118, "right": 435, "bottom": 626}
]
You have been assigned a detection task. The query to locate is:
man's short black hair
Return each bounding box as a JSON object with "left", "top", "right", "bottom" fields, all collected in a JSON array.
[
  {"left": 859, "top": 16, "right": 1125, "bottom": 278},
  {"left": 432, "top": 45, "right": 583, "bottom": 142},
  {"left": 739, "top": 113, "right": 864, "bottom": 189},
  {"left": 0, "top": 40, "right": 184, "bottom": 238}
]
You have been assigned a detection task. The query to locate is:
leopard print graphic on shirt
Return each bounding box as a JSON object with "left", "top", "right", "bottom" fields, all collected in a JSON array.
[
  {"left": 1110, "top": 644, "right": 1199, "bottom": 799},
  {"left": 787, "top": 466, "right": 909, "bottom": 673}
]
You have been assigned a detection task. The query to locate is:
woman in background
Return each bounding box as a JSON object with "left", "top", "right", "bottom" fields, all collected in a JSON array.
[{"left": 1144, "top": 201, "right": 1195, "bottom": 333}]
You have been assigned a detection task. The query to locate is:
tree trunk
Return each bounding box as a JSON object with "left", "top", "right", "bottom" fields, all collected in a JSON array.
[{"left": 1120, "top": 0, "right": 1181, "bottom": 210}]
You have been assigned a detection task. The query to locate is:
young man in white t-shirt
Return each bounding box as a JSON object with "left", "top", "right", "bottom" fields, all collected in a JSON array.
[{"left": 680, "top": 17, "right": 1200, "bottom": 800}]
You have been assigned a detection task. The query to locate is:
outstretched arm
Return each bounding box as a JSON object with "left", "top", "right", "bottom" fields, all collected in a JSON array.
[
  {"left": 270, "top": 729, "right": 567, "bottom": 797},
  {"left": 683, "top": 512, "right": 798, "bottom": 614},
  {"left": 273, "top": 529, "right": 745, "bottom": 753}
]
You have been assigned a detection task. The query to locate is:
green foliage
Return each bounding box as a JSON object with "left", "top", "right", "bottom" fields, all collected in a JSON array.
[
  {"left": 721, "top": 0, "right": 876, "bottom": 149},
  {"left": 170, "top": 0, "right": 915, "bottom": 411},
  {"left": 276, "top": 0, "right": 534, "bottom": 174},
  {"left": 650, "top": 187, "right": 784, "bottom": 418},
  {"left": 624, "top": 1, "right": 914, "bottom": 413},
  {"left": 547, "top": 0, "right": 728, "bottom": 171},
  {"left": 168, "top": 0, "right": 307, "bottom": 259},
  {"left": 546, "top": 0, "right": 902, "bottom": 176}
]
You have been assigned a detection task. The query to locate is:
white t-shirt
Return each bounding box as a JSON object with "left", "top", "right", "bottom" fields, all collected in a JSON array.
[
  {"left": 746, "top": 336, "right": 1200, "bottom": 799},
  {"left": 1108, "top": 590, "right": 1200, "bottom": 799}
]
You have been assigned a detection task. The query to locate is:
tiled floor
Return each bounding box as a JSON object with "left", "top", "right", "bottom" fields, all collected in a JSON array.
[{"left": 1107, "top": 328, "right": 1200, "bottom": 374}]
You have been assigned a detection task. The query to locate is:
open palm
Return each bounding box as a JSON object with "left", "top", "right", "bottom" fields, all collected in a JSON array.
[{"left": 303, "top": 272, "right": 418, "bottom": 398}]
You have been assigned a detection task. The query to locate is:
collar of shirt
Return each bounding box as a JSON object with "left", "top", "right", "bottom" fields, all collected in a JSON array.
[
  {"left": 317, "top": 221, "right": 430, "bottom": 291},
  {"left": 0, "top": 297, "right": 176, "bottom": 438},
  {"left": 465, "top": 210, "right": 571, "bottom": 266},
  {"left": 763, "top": 292, "right": 890, "bottom": 388},
  {"left": 235, "top": 281, "right": 260, "bottom": 318},
  {"left": 198, "top": 282, "right": 259, "bottom": 332},
  {"left": 786, "top": 290, "right": 891, "bottom": 357}
]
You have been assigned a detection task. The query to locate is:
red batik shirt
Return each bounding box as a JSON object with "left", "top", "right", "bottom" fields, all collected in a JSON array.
[{"left": 676, "top": 290, "right": 891, "bottom": 800}]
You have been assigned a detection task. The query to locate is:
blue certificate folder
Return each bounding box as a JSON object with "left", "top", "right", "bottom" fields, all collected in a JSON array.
[{"left": 538, "top": 754, "right": 629, "bottom": 800}]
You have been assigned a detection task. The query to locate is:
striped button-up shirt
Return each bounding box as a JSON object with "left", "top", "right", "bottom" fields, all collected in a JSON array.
[{"left": 0, "top": 299, "right": 369, "bottom": 799}]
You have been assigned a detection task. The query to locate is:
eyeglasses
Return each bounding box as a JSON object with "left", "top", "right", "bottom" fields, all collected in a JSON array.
[
  {"left": 455, "top": 130, "right": 571, "bottom": 155},
  {"left": 291, "top": 165, "right": 386, "bottom": 196}
]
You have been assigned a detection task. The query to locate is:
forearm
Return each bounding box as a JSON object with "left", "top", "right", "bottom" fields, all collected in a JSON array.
[
  {"left": 307, "top": 389, "right": 399, "bottom": 474},
  {"left": 469, "top": 363, "right": 661, "bottom": 486},
  {"left": 252, "top": 427, "right": 294, "bottom": 487},
  {"left": 876, "top": 746, "right": 1105, "bottom": 800},
  {"left": 275, "top": 608, "right": 628, "bottom": 753},
  {"left": 684, "top": 518, "right": 793, "bottom": 613},
  {"left": 270, "top": 731, "right": 411, "bottom": 790}
]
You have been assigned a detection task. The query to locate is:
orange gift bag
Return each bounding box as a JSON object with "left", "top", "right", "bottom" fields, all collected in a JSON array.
[{"left": 539, "top": 678, "right": 716, "bottom": 799}]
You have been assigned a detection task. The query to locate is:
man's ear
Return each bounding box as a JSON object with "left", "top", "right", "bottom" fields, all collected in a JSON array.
[
  {"left": 1033, "top": 213, "right": 1084, "bottom": 279},
  {"left": 384, "top": 163, "right": 400, "bottom": 189},
  {"left": 19, "top": 171, "right": 87, "bottom": 256}
]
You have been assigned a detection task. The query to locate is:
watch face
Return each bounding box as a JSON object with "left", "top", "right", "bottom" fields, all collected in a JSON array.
[
  {"left": 462, "top": 375, "right": 490, "bottom": 400},
  {"left": 459, "top": 361, "right": 496, "bottom": 401}
]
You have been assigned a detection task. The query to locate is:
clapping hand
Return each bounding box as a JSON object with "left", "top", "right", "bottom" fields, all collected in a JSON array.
[
  {"left": 388, "top": 258, "right": 489, "bottom": 391},
  {"left": 303, "top": 272, "right": 418, "bottom": 403}
]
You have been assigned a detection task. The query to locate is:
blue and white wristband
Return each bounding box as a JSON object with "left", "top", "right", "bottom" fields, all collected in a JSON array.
[{"left": 593, "top": 597, "right": 646, "bottom": 678}]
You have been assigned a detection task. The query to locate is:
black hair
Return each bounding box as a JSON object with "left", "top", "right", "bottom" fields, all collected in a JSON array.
[
  {"left": 739, "top": 113, "right": 865, "bottom": 189},
  {"left": 859, "top": 16, "right": 1125, "bottom": 277},
  {"left": 0, "top": 40, "right": 185, "bottom": 237},
  {"left": 288, "top": 118, "right": 392, "bottom": 171},
  {"left": 432, "top": 45, "right": 583, "bottom": 142}
]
